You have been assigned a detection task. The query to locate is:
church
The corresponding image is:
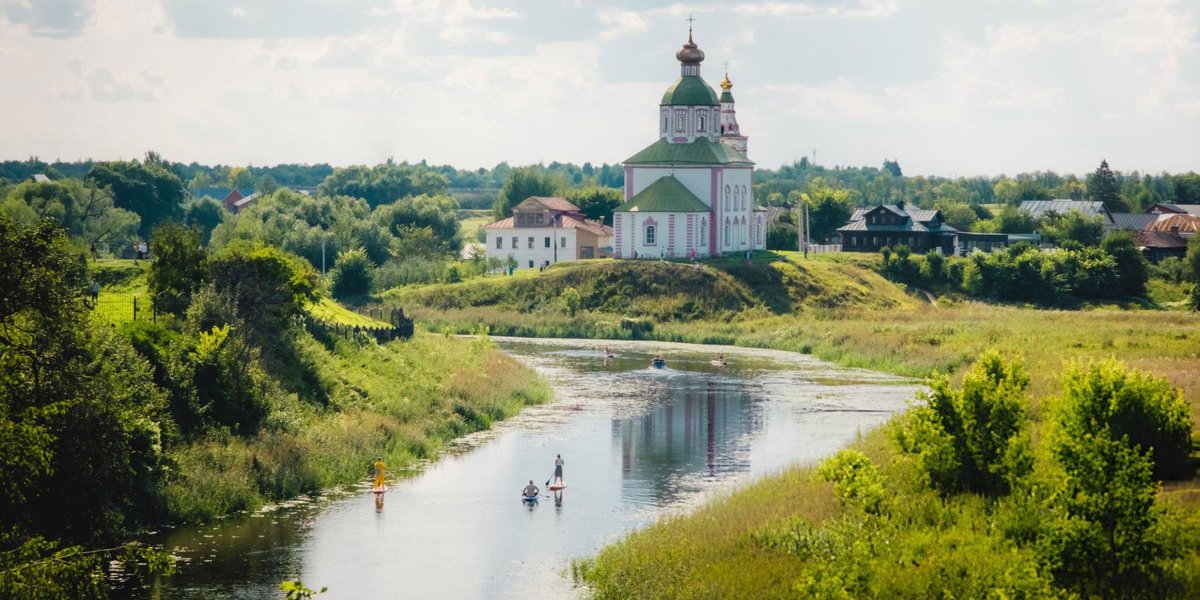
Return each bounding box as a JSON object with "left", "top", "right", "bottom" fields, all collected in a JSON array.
[{"left": 613, "top": 27, "right": 766, "bottom": 259}]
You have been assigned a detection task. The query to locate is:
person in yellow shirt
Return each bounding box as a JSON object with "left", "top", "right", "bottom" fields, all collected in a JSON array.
[{"left": 372, "top": 457, "right": 386, "bottom": 490}]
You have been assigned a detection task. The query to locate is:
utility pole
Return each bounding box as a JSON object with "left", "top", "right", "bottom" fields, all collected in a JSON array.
[
  {"left": 804, "top": 199, "right": 811, "bottom": 259},
  {"left": 321, "top": 234, "right": 326, "bottom": 275}
]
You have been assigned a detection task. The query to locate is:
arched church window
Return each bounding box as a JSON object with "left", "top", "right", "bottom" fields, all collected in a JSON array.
[
  {"left": 675, "top": 114, "right": 685, "bottom": 132},
  {"left": 700, "top": 218, "right": 707, "bottom": 245},
  {"left": 724, "top": 185, "right": 730, "bottom": 209},
  {"left": 733, "top": 186, "right": 740, "bottom": 211},
  {"left": 724, "top": 218, "right": 730, "bottom": 247},
  {"left": 697, "top": 112, "right": 706, "bottom": 132},
  {"left": 645, "top": 225, "right": 656, "bottom": 246},
  {"left": 743, "top": 186, "right": 750, "bottom": 208}
]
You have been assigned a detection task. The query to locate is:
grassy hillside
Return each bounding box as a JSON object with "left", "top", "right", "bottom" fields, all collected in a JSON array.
[{"left": 384, "top": 253, "right": 917, "bottom": 322}]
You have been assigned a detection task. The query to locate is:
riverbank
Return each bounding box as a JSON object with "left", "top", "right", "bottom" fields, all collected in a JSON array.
[{"left": 162, "top": 332, "right": 551, "bottom": 523}]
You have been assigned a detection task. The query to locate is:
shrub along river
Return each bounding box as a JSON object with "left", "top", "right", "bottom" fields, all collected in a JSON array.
[{"left": 139, "top": 337, "right": 920, "bottom": 599}]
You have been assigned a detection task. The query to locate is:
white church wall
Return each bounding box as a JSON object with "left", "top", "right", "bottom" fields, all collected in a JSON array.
[{"left": 628, "top": 166, "right": 714, "bottom": 206}]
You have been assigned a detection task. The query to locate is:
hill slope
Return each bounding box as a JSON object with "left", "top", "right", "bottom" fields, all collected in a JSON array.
[{"left": 384, "top": 254, "right": 917, "bottom": 322}]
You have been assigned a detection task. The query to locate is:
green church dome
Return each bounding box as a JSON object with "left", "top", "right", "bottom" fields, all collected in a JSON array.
[{"left": 661, "top": 76, "right": 719, "bottom": 106}]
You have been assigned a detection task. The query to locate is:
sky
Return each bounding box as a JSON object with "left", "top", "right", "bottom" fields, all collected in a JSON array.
[{"left": 1, "top": 0, "right": 1197, "bottom": 177}]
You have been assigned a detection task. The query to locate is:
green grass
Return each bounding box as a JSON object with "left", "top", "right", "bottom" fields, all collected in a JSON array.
[
  {"left": 575, "top": 425, "right": 1200, "bottom": 598},
  {"left": 305, "top": 297, "right": 392, "bottom": 329},
  {"left": 458, "top": 209, "right": 493, "bottom": 238},
  {"left": 88, "top": 259, "right": 152, "bottom": 325},
  {"left": 161, "top": 332, "right": 550, "bottom": 523}
]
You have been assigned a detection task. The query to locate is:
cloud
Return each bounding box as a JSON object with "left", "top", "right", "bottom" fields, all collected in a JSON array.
[
  {"left": 159, "top": 0, "right": 390, "bottom": 38},
  {"left": 598, "top": 9, "right": 648, "bottom": 39},
  {"left": 0, "top": 0, "right": 93, "bottom": 38},
  {"left": 61, "top": 58, "right": 166, "bottom": 102}
]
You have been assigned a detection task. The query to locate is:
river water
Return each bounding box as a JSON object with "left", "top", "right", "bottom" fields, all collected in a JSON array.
[{"left": 141, "top": 338, "right": 920, "bottom": 599}]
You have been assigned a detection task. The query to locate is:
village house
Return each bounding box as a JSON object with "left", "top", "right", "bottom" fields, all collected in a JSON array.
[
  {"left": 837, "top": 203, "right": 958, "bottom": 254},
  {"left": 484, "top": 196, "right": 613, "bottom": 270},
  {"left": 192, "top": 187, "right": 260, "bottom": 213}
]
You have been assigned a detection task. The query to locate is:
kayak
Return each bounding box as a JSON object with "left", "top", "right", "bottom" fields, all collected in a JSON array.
[
  {"left": 651, "top": 359, "right": 666, "bottom": 369},
  {"left": 710, "top": 360, "right": 727, "bottom": 367},
  {"left": 522, "top": 495, "right": 538, "bottom": 503}
]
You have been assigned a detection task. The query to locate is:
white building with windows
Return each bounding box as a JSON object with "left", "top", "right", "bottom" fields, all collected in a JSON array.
[
  {"left": 484, "top": 196, "right": 613, "bottom": 270},
  {"left": 613, "top": 28, "right": 766, "bottom": 259}
]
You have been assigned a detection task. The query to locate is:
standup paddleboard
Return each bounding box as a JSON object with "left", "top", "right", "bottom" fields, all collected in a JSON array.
[
  {"left": 373, "top": 486, "right": 388, "bottom": 494},
  {"left": 548, "top": 483, "right": 567, "bottom": 491}
]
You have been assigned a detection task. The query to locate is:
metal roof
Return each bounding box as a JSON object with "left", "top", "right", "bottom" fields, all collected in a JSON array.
[
  {"left": 1107, "top": 213, "right": 1159, "bottom": 231},
  {"left": 624, "top": 137, "right": 753, "bottom": 166},
  {"left": 1019, "top": 199, "right": 1111, "bottom": 222},
  {"left": 616, "top": 176, "right": 710, "bottom": 213},
  {"left": 661, "top": 76, "right": 720, "bottom": 106}
]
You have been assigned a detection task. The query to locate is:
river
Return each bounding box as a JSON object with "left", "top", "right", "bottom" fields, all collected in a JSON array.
[{"left": 140, "top": 337, "right": 920, "bottom": 599}]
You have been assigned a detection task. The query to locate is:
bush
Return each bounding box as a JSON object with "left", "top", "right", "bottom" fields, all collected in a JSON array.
[
  {"left": 561, "top": 287, "right": 581, "bottom": 317},
  {"left": 897, "top": 350, "right": 1031, "bottom": 496},
  {"left": 148, "top": 222, "right": 206, "bottom": 315},
  {"left": 1056, "top": 360, "right": 1193, "bottom": 480},
  {"left": 817, "top": 449, "right": 885, "bottom": 515},
  {"left": 329, "top": 246, "right": 374, "bottom": 300}
]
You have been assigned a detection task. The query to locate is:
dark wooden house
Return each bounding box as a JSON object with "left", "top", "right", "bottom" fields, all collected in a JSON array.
[{"left": 838, "top": 204, "right": 958, "bottom": 254}]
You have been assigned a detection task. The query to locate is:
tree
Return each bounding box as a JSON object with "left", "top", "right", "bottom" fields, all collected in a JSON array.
[
  {"left": 565, "top": 186, "right": 622, "bottom": 223},
  {"left": 1100, "top": 231, "right": 1149, "bottom": 298},
  {"left": 1040, "top": 211, "right": 1105, "bottom": 247},
  {"left": 183, "top": 198, "right": 225, "bottom": 244},
  {"left": 330, "top": 247, "right": 374, "bottom": 300},
  {"left": 373, "top": 194, "right": 461, "bottom": 254},
  {"left": 882, "top": 159, "right": 902, "bottom": 178},
  {"left": 0, "top": 217, "right": 166, "bottom": 542},
  {"left": 897, "top": 351, "right": 1032, "bottom": 496},
  {"left": 1056, "top": 360, "right": 1192, "bottom": 480},
  {"left": 86, "top": 160, "right": 186, "bottom": 237},
  {"left": 148, "top": 223, "right": 206, "bottom": 315},
  {"left": 803, "top": 182, "right": 853, "bottom": 243},
  {"left": 1087, "top": 159, "right": 1128, "bottom": 212},
  {"left": 203, "top": 242, "right": 318, "bottom": 345},
  {"left": 492, "top": 167, "right": 563, "bottom": 220},
  {"left": 1, "top": 179, "right": 140, "bottom": 255},
  {"left": 318, "top": 163, "right": 449, "bottom": 208}
]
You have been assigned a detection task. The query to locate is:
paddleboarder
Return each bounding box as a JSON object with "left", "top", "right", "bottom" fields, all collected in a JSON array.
[
  {"left": 552, "top": 454, "right": 565, "bottom": 487},
  {"left": 522, "top": 480, "right": 540, "bottom": 499},
  {"left": 372, "top": 456, "right": 386, "bottom": 491}
]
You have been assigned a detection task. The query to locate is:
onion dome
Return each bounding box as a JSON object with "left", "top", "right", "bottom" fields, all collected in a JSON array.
[
  {"left": 676, "top": 29, "right": 705, "bottom": 64},
  {"left": 719, "top": 69, "right": 735, "bottom": 103}
]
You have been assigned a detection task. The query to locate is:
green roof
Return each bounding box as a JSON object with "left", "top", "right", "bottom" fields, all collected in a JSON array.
[
  {"left": 719, "top": 90, "right": 734, "bottom": 103},
  {"left": 616, "top": 176, "right": 710, "bottom": 213},
  {"left": 661, "top": 76, "right": 719, "bottom": 106},
  {"left": 624, "top": 137, "right": 753, "bottom": 166}
]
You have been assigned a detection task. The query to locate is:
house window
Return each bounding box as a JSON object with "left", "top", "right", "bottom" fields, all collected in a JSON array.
[
  {"left": 511, "top": 236, "right": 518, "bottom": 249},
  {"left": 495, "top": 237, "right": 502, "bottom": 249},
  {"left": 850, "top": 236, "right": 856, "bottom": 246},
  {"left": 645, "top": 225, "right": 657, "bottom": 246},
  {"left": 873, "top": 237, "right": 879, "bottom": 246},
  {"left": 560, "top": 237, "right": 567, "bottom": 248},
  {"left": 528, "top": 260, "right": 534, "bottom": 268},
  {"left": 536, "top": 213, "right": 544, "bottom": 224},
  {"left": 528, "top": 237, "right": 534, "bottom": 249},
  {"left": 544, "top": 237, "right": 551, "bottom": 248}
]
